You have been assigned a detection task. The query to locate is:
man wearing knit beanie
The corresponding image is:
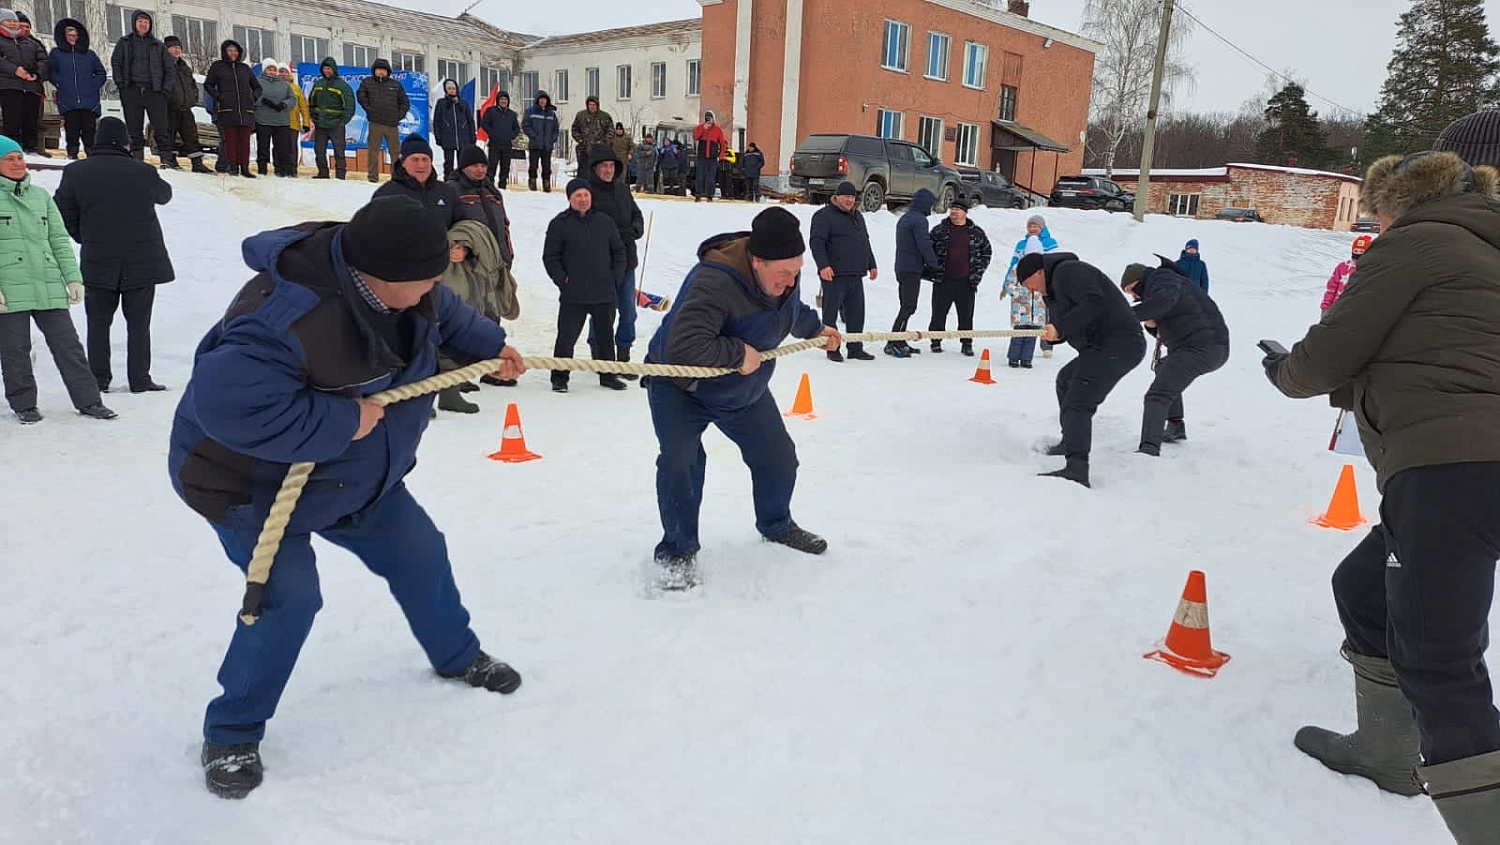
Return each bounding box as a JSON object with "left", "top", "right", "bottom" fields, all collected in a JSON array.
[
  {"left": 374, "top": 133, "right": 460, "bottom": 226},
  {"left": 642, "top": 206, "right": 840, "bottom": 591},
  {"left": 1434, "top": 104, "right": 1500, "bottom": 168},
  {"left": 168, "top": 194, "right": 527, "bottom": 799}
]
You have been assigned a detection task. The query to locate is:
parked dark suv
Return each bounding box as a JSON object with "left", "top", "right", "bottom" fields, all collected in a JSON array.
[
  {"left": 1049, "top": 175, "right": 1134, "bottom": 212},
  {"left": 956, "top": 168, "right": 1027, "bottom": 209},
  {"left": 1215, "top": 207, "right": 1266, "bottom": 223},
  {"left": 1350, "top": 216, "right": 1380, "bottom": 233},
  {"left": 789, "top": 133, "right": 965, "bottom": 212}
]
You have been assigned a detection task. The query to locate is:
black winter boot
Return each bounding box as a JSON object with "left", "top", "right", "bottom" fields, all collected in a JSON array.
[
  {"left": 960, "top": 341, "right": 974, "bottom": 357},
  {"left": 542, "top": 177, "right": 551, "bottom": 193},
  {"left": 257, "top": 162, "right": 268, "bottom": 176},
  {"left": 930, "top": 340, "right": 943, "bottom": 353},
  {"left": 1293, "top": 646, "right": 1423, "bottom": 795},
  {"left": 1163, "top": 419, "right": 1187, "bottom": 443},
  {"left": 1042, "top": 441, "right": 1068, "bottom": 457},
  {"left": 528, "top": 177, "right": 537, "bottom": 191},
  {"left": 437, "top": 386, "right": 479, "bottom": 413},
  {"left": 654, "top": 552, "right": 700, "bottom": 591},
  {"left": 201, "top": 742, "right": 263, "bottom": 799},
  {"left": 766, "top": 522, "right": 828, "bottom": 555},
  {"left": 617, "top": 346, "right": 639, "bottom": 380},
  {"left": 438, "top": 650, "right": 522, "bottom": 694},
  {"left": 160, "top": 155, "right": 180, "bottom": 170},
  {"left": 190, "top": 156, "right": 213, "bottom": 174},
  {"left": 240, "top": 164, "right": 256, "bottom": 179},
  {"left": 599, "top": 374, "right": 628, "bottom": 390},
  {"left": 1420, "top": 750, "right": 1500, "bottom": 844},
  {"left": 1038, "top": 457, "right": 1090, "bottom": 488},
  {"left": 846, "top": 343, "right": 875, "bottom": 360}
]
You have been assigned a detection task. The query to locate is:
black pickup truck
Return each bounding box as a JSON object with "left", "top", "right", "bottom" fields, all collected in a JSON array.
[{"left": 789, "top": 133, "right": 965, "bottom": 212}]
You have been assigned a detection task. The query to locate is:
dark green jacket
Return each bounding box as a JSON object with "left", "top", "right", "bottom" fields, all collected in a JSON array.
[
  {"left": 1274, "top": 191, "right": 1500, "bottom": 490},
  {"left": 307, "top": 59, "right": 355, "bottom": 129}
]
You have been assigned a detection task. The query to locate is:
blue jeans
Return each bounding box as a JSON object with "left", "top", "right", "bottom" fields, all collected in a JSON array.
[
  {"left": 587, "top": 266, "right": 637, "bottom": 350},
  {"left": 648, "top": 379, "right": 798, "bottom": 558},
  {"left": 202, "top": 483, "right": 480, "bottom": 745},
  {"left": 695, "top": 158, "right": 719, "bottom": 200},
  {"left": 1007, "top": 334, "right": 1038, "bottom": 363}
]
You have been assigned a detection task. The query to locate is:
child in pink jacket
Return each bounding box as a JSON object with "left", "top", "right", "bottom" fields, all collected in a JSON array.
[{"left": 1321, "top": 234, "right": 1373, "bottom": 310}]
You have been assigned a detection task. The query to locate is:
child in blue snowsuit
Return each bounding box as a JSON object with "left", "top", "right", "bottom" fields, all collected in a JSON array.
[{"left": 1002, "top": 214, "right": 1060, "bottom": 367}]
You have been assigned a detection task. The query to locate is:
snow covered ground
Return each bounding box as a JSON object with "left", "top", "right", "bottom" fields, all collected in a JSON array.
[{"left": 0, "top": 168, "right": 1465, "bottom": 843}]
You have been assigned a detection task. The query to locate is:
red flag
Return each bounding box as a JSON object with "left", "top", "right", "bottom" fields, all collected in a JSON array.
[{"left": 475, "top": 85, "right": 500, "bottom": 143}]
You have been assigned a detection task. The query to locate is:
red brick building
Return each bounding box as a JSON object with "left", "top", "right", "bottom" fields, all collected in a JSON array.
[
  {"left": 696, "top": 0, "right": 1097, "bottom": 193},
  {"left": 1085, "top": 164, "right": 1364, "bottom": 231}
]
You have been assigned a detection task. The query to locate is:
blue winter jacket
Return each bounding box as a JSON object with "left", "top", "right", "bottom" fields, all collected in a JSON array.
[
  {"left": 894, "top": 188, "right": 941, "bottom": 275},
  {"left": 168, "top": 222, "right": 509, "bottom": 534},
  {"left": 647, "top": 232, "right": 824, "bottom": 413},
  {"left": 522, "top": 91, "right": 559, "bottom": 152},
  {"left": 1176, "top": 250, "right": 1210, "bottom": 293},
  {"left": 432, "top": 84, "right": 476, "bottom": 150},
  {"left": 48, "top": 19, "right": 107, "bottom": 113}
]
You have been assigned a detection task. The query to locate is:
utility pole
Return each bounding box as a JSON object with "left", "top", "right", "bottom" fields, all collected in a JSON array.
[{"left": 1133, "top": 0, "right": 1175, "bottom": 223}]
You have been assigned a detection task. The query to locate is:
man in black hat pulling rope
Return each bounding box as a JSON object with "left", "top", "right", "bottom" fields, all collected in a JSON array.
[{"left": 167, "top": 195, "right": 527, "bottom": 800}]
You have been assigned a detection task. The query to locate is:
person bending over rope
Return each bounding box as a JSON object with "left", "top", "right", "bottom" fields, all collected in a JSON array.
[
  {"left": 168, "top": 195, "right": 526, "bottom": 800},
  {"left": 644, "top": 206, "right": 840, "bottom": 590}
]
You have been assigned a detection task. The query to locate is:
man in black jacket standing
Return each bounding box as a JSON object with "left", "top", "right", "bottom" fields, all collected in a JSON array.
[
  {"left": 1019, "top": 252, "right": 1146, "bottom": 487},
  {"left": 53, "top": 116, "right": 173, "bottom": 393},
  {"left": 1120, "top": 259, "right": 1229, "bottom": 455},
  {"left": 810, "top": 181, "right": 878, "bottom": 361},
  {"left": 542, "top": 178, "right": 628, "bottom": 393},
  {"left": 109, "top": 11, "right": 171, "bottom": 163},
  {"left": 162, "top": 35, "right": 211, "bottom": 172},
  {"left": 374, "top": 135, "right": 459, "bottom": 227},
  {"left": 582, "top": 143, "right": 646, "bottom": 378},
  {"left": 479, "top": 90, "right": 519, "bottom": 189}
]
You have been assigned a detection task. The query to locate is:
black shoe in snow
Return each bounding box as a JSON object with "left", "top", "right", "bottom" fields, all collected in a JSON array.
[
  {"left": 654, "top": 553, "right": 700, "bottom": 591},
  {"left": 884, "top": 342, "right": 909, "bottom": 358},
  {"left": 15, "top": 407, "right": 41, "bottom": 424},
  {"left": 599, "top": 374, "right": 628, "bottom": 391},
  {"left": 1039, "top": 458, "right": 1091, "bottom": 488},
  {"left": 78, "top": 403, "right": 117, "bottom": 420},
  {"left": 930, "top": 341, "right": 943, "bottom": 353},
  {"left": 827, "top": 350, "right": 844, "bottom": 362},
  {"left": 457, "top": 381, "right": 479, "bottom": 393},
  {"left": 1137, "top": 442, "right": 1161, "bottom": 457},
  {"left": 439, "top": 650, "right": 522, "bottom": 694},
  {"left": 961, "top": 344, "right": 975, "bottom": 357},
  {"left": 130, "top": 381, "right": 167, "bottom": 393},
  {"left": 902, "top": 342, "right": 921, "bottom": 354},
  {"left": 1042, "top": 441, "right": 1068, "bottom": 457},
  {"left": 1009, "top": 360, "right": 1021, "bottom": 368},
  {"left": 1163, "top": 419, "right": 1187, "bottom": 443},
  {"left": 847, "top": 348, "right": 876, "bottom": 361},
  {"left": 766, "top": 522, "right": 828, "bottom": 555},
  {"left": 437, "top": 386, "right": 479, "bottom": 413},
  {"left": 552, "top": 382, "right": 569, "bottom": 393},
  {"left": 201, "top": 742, "right": 263, "bottom": 799},
  {"left": 1020, "top": 361, "right": 1033, "bottom": 369}
]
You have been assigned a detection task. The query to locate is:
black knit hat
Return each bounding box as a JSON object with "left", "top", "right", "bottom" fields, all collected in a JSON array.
[
  {"left": 399, "top": 134, "right": 433, "bottom": 160},
  {"left": 342, "top": 196, "right": 451, "bottom": 282},
  {"left": 1434, "top": 105, "right": 1500, "bottom": 168},
  {"left": 457, "top": 145, "right": 487, "bottom": 170},
  {"left": 834, "top": 181, "right": 858, "bottom": 197},
  {"left": 749, "top": 207, "right": 805, "bottom": 260},
  {"left": 950, "top": 196, "right": 970, "bottom": 211},
  {"left": 566, "top": 177, "right": 591, "bottom": 197},
  {"left": 1120, "top": 262, "right": 1151, "bottom": 288},
  {"left": 163, "top": 35, "right": 182, "bottom": 48},
  {"left": 1015, "top": 252, "right": 1045, "bottom": 282},
  {"left": 94, "top": 117, "right": 130, "bottom": 150}
]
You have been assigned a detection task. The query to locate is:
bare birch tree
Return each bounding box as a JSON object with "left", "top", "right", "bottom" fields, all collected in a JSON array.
[{"left": 1082, "top": 0, "right": 1195, "bottom": 174}]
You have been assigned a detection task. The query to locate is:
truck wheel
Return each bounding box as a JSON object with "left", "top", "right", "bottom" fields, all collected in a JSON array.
[
  {"left": 935, "top": 184, "right": 956, "bottom": 211},
  {"left": 806, "top": 192, "right": 826, "bottom": 205},
  {"left": 860, "top": 181, "right": 887, "bottom": 213},
  {"left": 1105, "top": 199, "right": 1125, "bottom": 212}
]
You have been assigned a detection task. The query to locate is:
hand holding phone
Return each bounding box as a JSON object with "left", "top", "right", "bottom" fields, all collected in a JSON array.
[{"left": 1258, "top": 339, "right": 1289, "bottom": 357}]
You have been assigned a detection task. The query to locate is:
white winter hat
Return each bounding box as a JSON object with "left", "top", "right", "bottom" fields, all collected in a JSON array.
[{"left": 261, "top": 58, "right": 278, "bottom": 69}]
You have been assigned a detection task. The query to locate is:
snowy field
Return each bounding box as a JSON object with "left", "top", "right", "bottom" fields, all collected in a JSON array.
[{"left": 0, "top": 164, "right": 1468, "bottom": 843}]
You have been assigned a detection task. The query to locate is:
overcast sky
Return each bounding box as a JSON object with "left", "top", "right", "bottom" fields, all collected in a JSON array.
[{"left": 401, "top": 0, "right": 1500, "bottom": 118}]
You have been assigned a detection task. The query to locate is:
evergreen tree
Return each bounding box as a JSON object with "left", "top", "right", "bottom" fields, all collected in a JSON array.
[
  {"left": 1365, "top": 0, "right": 1500, "bottom": 158},
  {"left": 1254, "top": 84, "right": 1333, "bottom": 168}
]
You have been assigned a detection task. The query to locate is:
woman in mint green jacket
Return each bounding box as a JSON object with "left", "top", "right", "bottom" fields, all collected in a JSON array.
[{"left": 0, "top": 136, "right": 115, "bottom": 424}]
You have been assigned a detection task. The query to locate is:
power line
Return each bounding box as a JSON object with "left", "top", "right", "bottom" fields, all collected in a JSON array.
[{"left": 1174, "top": 1, "right": 1367, "bottom": 117}]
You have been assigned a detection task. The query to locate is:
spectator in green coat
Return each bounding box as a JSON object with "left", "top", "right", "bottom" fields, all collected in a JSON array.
[
  {"left": 307, "top": 58, "right": 355, "bottom": 179},
  {"left": 0, "top": 137, "right": 116, "bottom": 423}
]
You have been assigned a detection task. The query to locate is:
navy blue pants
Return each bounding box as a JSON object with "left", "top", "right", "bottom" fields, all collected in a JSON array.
[
  {"left": 695, "top": 158, "right": 719, "bottom": 200},
  {"left": 1334, "top": 462, "right": 1500, "bottom": 766},
  {"left": 587, "top": 266, "right": 638, "bottom": 350},
  {"left": 821, "top": 276, "right": 866, "bottom": 352},
  {"left": 1054, "top": 337, "right": 1145, "bottom": 459},
  {"left": 648, "top": 379, "right": 798, "bottom": 558},
  {"left": 203, "top": 483, "right": 480, "bottom": 745}
]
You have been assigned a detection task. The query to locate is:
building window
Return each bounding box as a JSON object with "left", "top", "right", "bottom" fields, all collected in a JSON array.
[
  {"left": 480, "top": 67, "right": 507, "bottom": 100},
  {"left": 617, "top": 64, "right": 632, "bottom": 100},
  {"left": 168, "top": 16, "right": 218, "bottom": 69},
  {"left": 288, "top": 35, "right": 329, "bottom": 72},
  {"left": 33, "top": 0, "right": 86, "bottom": 41},
  {"left": 955, "top": 122, "right": 979, "bottom": 166},
  {"left": 231, "top": 26, "right": 277, "bottom": 66},
  {"left": 998, "top": 85, "right": 1018, "bottom": 122},
  {"left": 925, "top": 32, "right": 949, "bottom": 81},
  {"left": 876, "top": 109, "right": 904, "bottom": 139},
  {"left": 391, "top": 51, "right": 424, "bottom": 73},
  {"left": 586, "top": 67, "right": 600, "bottom": 99},
  {"left": 882, "top": 20, "right": 910, "bottom": 72},
  {"left": 1168, "top": 193, "right": 1201, "bottom": 217},
  {"left": 437, "top": 60, "right": 470, "bottom": 91},
  {"left": 343, "top": 43, "right": 378, "bottom": 69},
  {"left": 519, "top": 71, "right": 540, "bottom": 101},
  {"left": 651, "top": 62, "right": 667, "bottom": 99},
  {"left": 917, "top": 116, "right": 944, "bottom": 157},
  {"left": 105, "top": 5, "right": 138, "bottom": 43},
  {"left": 553, "top": 69, "right": 570, "bottom": 103},
  {"left": 963, "top": 42, "right": 988, "bottom": 89},
  {"left": 687, "top": 59, "right": 701, "bottom": 96}
]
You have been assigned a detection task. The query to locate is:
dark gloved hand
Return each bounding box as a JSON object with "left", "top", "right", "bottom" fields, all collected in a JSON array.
[{"left": 1262, "top": 351, "right": 1288, "bottom": 388}]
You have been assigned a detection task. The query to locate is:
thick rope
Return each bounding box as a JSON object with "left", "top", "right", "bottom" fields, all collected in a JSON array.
[{"left": 237, "top": 327, "right": 1043, "bottom": 623}]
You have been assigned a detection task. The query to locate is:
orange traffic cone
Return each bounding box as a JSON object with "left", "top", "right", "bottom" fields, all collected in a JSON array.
[
  {"left": 1144, "top": 570, "right": 1230, "bottom": 678},
  {"left": 487, "top": 403, "right": 542, "bottom": 463},
  {"left": 784, "top": 373, "right": 816, "bottom": 419},
  {"left": 969, "top": 348, "right": 997, "bottom": 384},
  {"left": 1312, "top": 463, "right": 1366, "bottom": 530}
]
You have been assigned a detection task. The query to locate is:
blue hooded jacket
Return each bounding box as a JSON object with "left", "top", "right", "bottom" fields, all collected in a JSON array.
[
  {"left": 48, "top": 19, "right": 107, "bottom": 113},
  {"left": 1176, "top": 239, "right": 1210, "bottom": 293},
  {"left": 895, "top": 188, "right": 941, "bottom": 275},
  {"left": 647, "top": 232, "right": 824, "bottom": 413},
  {"left": 168, "top": 222, "right": 509, "bottom": 534}
]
